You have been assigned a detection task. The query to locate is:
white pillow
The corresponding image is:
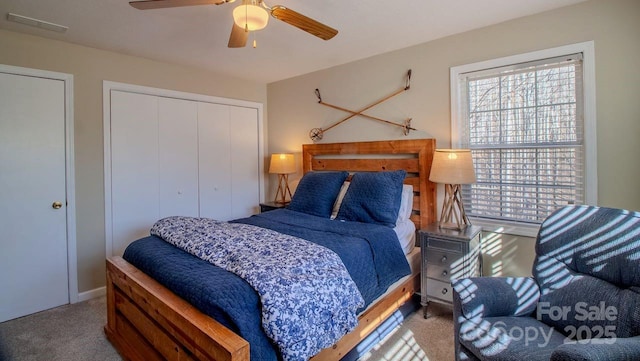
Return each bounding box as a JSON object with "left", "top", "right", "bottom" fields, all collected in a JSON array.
[
  {"left": 394, "top": 218, "right": 416, "bottom": 255},
  {"left": 395, "top": 185, "right": 415, "bottom": 254},
  {"left": 330, "top": 181, "right": 350, "bottom": 219},
  {"left": 397, "top": 184, "right": 413, "bottom": 222}
]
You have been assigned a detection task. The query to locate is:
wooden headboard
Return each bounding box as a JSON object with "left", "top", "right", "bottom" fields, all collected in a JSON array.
[{"left": 302, "top": 139, "right": 436, "bottom": 230}]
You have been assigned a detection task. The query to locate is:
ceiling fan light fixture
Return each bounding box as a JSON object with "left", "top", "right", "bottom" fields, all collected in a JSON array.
[{"left": 232, "top": 4, "right": 269, "bottom": 31}]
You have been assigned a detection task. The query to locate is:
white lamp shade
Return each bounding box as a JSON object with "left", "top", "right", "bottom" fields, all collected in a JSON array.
[
  {"left": 233, "top": 4, "right": 269, "bottom": 31},
  {"left": 269, "top": 153, "right": 296, "bottom": 174},
  {"left": 429, "top": 149, "right": 476, "bottom": 184}
]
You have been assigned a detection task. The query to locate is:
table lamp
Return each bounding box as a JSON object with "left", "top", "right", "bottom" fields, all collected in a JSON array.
[
  {"left": 269, "top": 153, "right": 296, "bottom": 204},
  {"left": 429, "top": 149, "right": 476, "bottom": 230}
]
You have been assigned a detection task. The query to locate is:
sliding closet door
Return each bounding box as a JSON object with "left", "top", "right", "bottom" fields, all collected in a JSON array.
[
  {"left": 229, "top": 106, "right": 260, "bottom": 219},
  {"left": 198, "top": 104, "right": 259, "bottom": 220},
  {"left": 110, "top": 91, "right": 160, "bottom": 256},
  {"left": 158, "top": 97, "right": 199, "bottom": 218},
  {"left": 106, "top": 82, "right": 263, "bottom": 256},
  {"left": 198, "top": 102, "right": 232, "bottom": 220}
]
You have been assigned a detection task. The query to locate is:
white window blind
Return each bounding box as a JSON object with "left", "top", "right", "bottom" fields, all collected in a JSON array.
[{"left": 458, "top": 54, "right": 585, "bottom": 225}]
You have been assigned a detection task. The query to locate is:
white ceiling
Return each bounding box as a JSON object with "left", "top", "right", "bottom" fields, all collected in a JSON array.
[{"left": 0, "top": 0, "right": 588, "bottom": 83}]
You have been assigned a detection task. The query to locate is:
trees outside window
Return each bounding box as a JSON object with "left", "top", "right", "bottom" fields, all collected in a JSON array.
[{"left": 450, "top": 43, "right": 596, "bottom": 236}]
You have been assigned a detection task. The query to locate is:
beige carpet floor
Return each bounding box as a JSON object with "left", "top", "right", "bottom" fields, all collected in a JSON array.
[
  {"left": 360, "top": 302, "right": 454, "bottom": 361},
  {"left": 0, "top": 296, "right": 454, "bottom": 361},
  {"left": 0, "top": 297, "right": 120, "bottom": 361}
]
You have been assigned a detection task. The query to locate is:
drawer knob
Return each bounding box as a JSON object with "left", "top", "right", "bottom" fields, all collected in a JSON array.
[
  {"left": 442, "top": 270, "right": 448, "bottom": 277},
  {"left": 441, "top": 255, "right": 447, "bottom": 263},
  {"left": 442, "top": 288, "right": 448, "bottom": 295}
]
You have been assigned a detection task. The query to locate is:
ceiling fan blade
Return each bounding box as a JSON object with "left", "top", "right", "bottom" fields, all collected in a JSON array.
[
  {"left": 228, "top": 23, "right": 248, "bottom": 48},
  {"left": 270, "top": 6, "right": 338, "bottom": 41},
  {"left": 129, "top": 0, "right": 231, "bottom": 10}
]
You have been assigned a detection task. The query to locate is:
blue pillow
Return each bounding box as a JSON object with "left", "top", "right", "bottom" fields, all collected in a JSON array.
[
  {"left": 288, "top": 171, "right": 349, "bottom": 218},
  {"left": 336, "top": 170, "right": 406, "bottom": 227}
]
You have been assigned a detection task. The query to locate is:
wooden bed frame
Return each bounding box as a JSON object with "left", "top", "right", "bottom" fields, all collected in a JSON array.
[{"left": 105, "top": 139, "right": 437, "bottom": 361}]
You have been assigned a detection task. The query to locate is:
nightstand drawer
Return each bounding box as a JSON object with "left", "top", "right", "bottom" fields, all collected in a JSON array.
[
  {"left": 425, "top": 250, "right": 458, "bottom": 268},
  {"left": 425, "top": 278, "right": 453, "bottom": 303},
  {"left": 426, "top": 238, "right": 463, "bottom": 253},
  {"left": 426, "top": 263, "right": 453, "bottom": 281}
]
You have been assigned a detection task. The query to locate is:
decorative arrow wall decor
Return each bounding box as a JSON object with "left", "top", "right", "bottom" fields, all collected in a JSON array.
[{"left": 310, "top": 69, "right": 415, "bottom": 141}]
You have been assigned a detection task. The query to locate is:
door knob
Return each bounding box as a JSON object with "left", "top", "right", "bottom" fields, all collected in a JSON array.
[{"left": 52, "top": 201, "right": 63, "bottom": 209}]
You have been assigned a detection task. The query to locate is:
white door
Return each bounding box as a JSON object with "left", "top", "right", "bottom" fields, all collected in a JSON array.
[
  {"left": 110, "top": 91, "right": 160, "bottom": 257},
  {"left": 110, "top": 92, "right": 202, "bottom": 255},
  {"left": 198, "top": 103, "right": 260, "bottom": 220},
  {"left": 0, "top": 72, "right": 69, "bottom": 322},
  {"left": 229, "top": 106, "right": 260, "bottom": 219},
  {"left": 158, "top": 97, "right": 199, "bottom": 219},
  {"left": 198, "top": 102, "right": 232, "bottom": 220}
]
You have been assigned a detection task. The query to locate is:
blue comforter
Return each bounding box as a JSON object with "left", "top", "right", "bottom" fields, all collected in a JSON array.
[{"left": 122, "top": 209, "right": 410, "bottom": 361}]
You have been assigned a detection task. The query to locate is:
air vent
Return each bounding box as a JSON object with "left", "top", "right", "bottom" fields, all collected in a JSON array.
[{"left": 6, "top": 13, "right": 68, "bottom": 33}]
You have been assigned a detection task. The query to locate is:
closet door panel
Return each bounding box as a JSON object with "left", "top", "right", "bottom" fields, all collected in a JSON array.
[
  {"left": 197, "top": 102, "right": 232, "bottom": 221},
  {"left": 158, "top": 97, "right": 199, "bottom": 218},
  {"left": 229, "top": 106, "right": 260, "bottom": 219},
  {"left": 110, "top": 91, "right": 159, "bottom": 256}
]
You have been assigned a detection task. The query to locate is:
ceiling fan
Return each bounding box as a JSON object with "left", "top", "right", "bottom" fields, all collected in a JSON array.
[{"left": 129, "top": 0, "right": 338, "bottom": 48}]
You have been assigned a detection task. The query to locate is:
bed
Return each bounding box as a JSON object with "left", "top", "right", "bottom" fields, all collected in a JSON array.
[{"left": 105, "top": 138, "right": 437, "bottom": 361}]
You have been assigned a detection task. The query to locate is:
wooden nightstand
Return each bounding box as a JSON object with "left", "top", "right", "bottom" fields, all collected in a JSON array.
[
  {"left": 259, "top": 201, "right": 287, "bottom": 213},
  {"left": 419, "top": 223, "right": 482, "bottom": 318}
]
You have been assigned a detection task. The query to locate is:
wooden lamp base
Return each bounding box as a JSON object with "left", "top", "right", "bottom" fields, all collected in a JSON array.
[
  {"left": 439, "top": 184, "right": 470, "bottom": 230},
  {"left": 274, "top": 173, "right": 292, "bottom": 204}
]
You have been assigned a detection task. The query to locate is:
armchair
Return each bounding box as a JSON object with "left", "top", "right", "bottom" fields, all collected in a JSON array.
[{"left": 452, "top": 205, "right": 640, "bottom": 361}]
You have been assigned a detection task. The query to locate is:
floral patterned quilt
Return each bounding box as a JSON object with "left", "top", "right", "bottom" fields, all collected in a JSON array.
[{"left": 150, "top": 216, "right": 365, "bottom": 361}]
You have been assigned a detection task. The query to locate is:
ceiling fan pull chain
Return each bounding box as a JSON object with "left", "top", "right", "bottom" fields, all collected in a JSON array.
[{"left": 244, "top": 3, "right": 249, "bottom": 32}]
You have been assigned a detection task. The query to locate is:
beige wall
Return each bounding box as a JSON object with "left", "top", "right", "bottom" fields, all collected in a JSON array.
[
  {"left": 267, "top": 0, "right": 640, "bottom": 277},
  {"left": 1, "top": 0, "right": 638, "bottom": 293},
  {"left": 0, "top": 29, "right": 268, "bottom": 294}
]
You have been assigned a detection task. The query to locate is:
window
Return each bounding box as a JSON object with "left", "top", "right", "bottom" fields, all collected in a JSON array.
[{"left": 450, "top": 42, "right": 596, "bottom": 236}]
